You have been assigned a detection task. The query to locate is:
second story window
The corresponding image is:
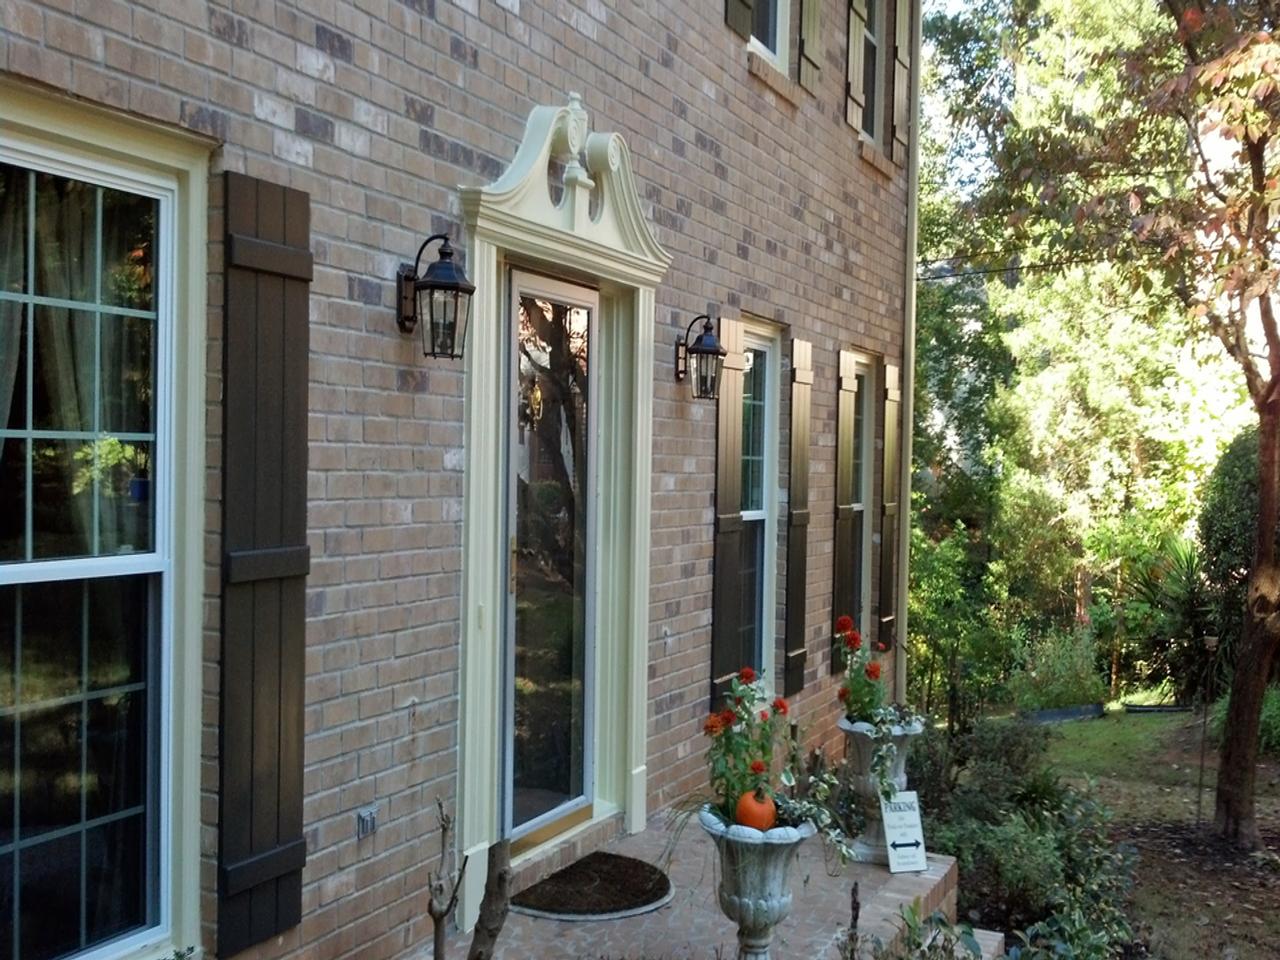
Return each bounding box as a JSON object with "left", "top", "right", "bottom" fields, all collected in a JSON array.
[{"left": 727, "top": 0, "right": 792, "bottom": 72}]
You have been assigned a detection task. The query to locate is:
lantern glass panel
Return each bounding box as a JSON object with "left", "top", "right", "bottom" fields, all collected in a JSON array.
[
  {"left": 694, "top": 352, "right": 724, "bottom": 400},
  {"left": 430, "top": 288, "right": 458, "bottom": 356}
]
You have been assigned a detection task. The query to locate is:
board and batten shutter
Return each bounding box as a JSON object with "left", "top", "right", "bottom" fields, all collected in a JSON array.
[
  {"left": 891, "top": 0, "right": 913, "bottom": 164},
  {"left": 878, "top": 361, "right": 902, "bottom": 651},
  {"left": 711, "top": 318, "right": 747, "bottom": 708},
  {"left": 798, "top": 0, "right": 823, "bottom": 92},
  {"left": 845, "top": 0, "right": 869, "bottom": 130},
  {"left": 726, "top": 0, "right": 754, "bottom": 39},
  {"left": 218, "top": 172, "right": 312, "bottom": 957},
  {"left": 831, "top": 350, "right": 860, "bottom": 672},
  {"left": 783, "top": 339, "right": 813, "bottom": 696}
]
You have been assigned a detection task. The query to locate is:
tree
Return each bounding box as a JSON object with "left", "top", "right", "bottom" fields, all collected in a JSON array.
[{"left": 929, "top": 0, "right": 1280, "bottom": 847}]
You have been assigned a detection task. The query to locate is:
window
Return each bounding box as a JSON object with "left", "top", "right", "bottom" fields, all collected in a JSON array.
[
  {"left": 861, "top": 0, "right": 884, "bottom": 139},
  {"left": 750, "top": 0, "right": 792, "bottom": 70},
  {"left": 0, "top": 157, "right": 168, "bottom": 960},
  {"left": 737, "top": 332, "right": 780, "bottom": 671},
  {"left": 849, "top": 364, "right": 873, "bottom": 637}
]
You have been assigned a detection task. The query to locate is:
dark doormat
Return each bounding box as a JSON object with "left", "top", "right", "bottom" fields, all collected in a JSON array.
[{"left": 510, "top": 852, "right": 673, "bottom": 921}]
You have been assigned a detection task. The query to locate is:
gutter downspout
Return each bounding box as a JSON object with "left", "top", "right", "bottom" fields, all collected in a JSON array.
[{"left": 895, "top": 0, "right": 923, "bottom": 705}]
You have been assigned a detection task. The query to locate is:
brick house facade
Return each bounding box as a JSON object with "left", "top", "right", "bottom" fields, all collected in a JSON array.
[{"left": 0, "top": 1, "right": 919, "bottom": 958}]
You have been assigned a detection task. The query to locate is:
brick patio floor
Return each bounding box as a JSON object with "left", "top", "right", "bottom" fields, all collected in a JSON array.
[{"left": 447, "top": 814, "right": 958, "bottom": 959}]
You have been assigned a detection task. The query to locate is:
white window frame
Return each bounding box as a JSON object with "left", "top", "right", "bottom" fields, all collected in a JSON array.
[
  {"left": 0, "top": 80, "right": 208, "bottom": 960},
  {"left": 740, "top": 321, "right": 781, "bottom": 678},
  {"left": 748, "top": 0, "right": 793, "bottom": 74},
  {"left": 861, "top": 0, "right": 888, "bottom": 142},
  {"left": 849, "top": 354, "right": 876, "bottom": 640}
]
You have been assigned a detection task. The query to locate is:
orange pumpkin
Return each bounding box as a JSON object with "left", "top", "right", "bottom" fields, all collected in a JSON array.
[{"left": 735, "top": 789, "right": 777, "bottom": 830}]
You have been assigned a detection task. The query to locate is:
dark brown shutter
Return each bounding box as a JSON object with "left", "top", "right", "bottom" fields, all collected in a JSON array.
[
  {"left": 711, "top": 319, "right": 746, "bottom": 708},
  {"left": 218, "top": 172, "right": 312, "bottom": 958},
  {"left": 846, "top": 0, "right": 869, "bottom": 130},
  {"left": 891, "top": 0, "right": 913, "bottom": 164},
  {"left": 726, "top": 0, "right": 754, "bottom": 39},
  {"left": 799, "top": 0, "right": 823, "bottom": 92},
  {"left": 878, "top": 361, "right": 902, "bottom": 651},
  {"left": 783, "top": 340, "right": 813, "bottom": 695},
  {"left": 832, "top": 350, "right": 859, "bottom": 672}
]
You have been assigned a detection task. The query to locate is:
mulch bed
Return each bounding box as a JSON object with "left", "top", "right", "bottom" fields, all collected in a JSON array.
[{"left": 512, "top": 852, "right": 671, "bottom": 916}]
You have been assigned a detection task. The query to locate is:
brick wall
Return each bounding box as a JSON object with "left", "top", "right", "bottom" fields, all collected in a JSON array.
[{"left": 1, "top": 0, "right": 910, "bottom": 957}]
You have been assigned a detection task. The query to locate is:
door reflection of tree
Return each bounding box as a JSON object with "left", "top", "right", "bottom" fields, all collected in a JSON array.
[{"left": 513, "top": 297, "right": 589, "bottom": 815}]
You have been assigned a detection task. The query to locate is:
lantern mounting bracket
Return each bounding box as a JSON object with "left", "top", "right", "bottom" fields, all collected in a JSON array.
[
  {"left": 674, "top": 314, "right": 712, "bottom": 382},
  {"left": 396, "top": 233, "right": 451, "bottom": 335}
]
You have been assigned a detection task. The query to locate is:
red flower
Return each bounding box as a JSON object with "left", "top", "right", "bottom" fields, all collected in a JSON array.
[
  {"left": 703, "top": 714, "right": 724, "bottom": 737},
  {"left": 719, "top": 709, "right": 735, "bottom": 727},
  {"left": 835, "top": 615, "right": 854, "bottom": 633},
  {"left": 865, "top": 661, "right": 882, "bottom": 681},
  {"left": 876, "top": 641, "right": 888, "bottom": 653},
  {"left": 760, "top": 709, "right": 771, "bottom": 722},
  {"left": 772, "top": 697, "right": 788, "bottom": 716},
  {"left": 837, "top": 686, "right": 850, "bottom": 702},
  {"left": 739, "top": 666, "right": 757, "bottom": 684},
  {"left": 844, "top": 630, "right": 862, "bottom": 651},
  {"left": 750, "top": 759, "right": 766, "bottom": 775}
]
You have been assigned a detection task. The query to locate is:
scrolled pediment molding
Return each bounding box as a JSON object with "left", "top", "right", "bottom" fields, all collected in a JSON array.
[{"left": 461, "top": 93, "right": 672, "bottom": 284}]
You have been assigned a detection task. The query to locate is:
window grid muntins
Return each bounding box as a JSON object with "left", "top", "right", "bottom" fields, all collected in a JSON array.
[
  {"left": 740, "top": 348, "right": 769, "bottom": 667},
  {"left": 851, "top": 372, "right": 869, "bottom": 633},
  {"left": 0, "top": 163, "right": 159, "bottom": 566}
]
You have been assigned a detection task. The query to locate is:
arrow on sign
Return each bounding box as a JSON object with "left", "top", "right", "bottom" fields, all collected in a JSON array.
[{"left": 890, "top": 840, "right": 921, "bottom": 850}]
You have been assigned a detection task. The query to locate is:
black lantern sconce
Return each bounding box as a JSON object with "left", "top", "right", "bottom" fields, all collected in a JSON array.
[
  {"left": 674, "top": 314, "right": 727, "bottom": 400},
  {"left": 396, "top": 234, "right": 476, "bottom": 359}
]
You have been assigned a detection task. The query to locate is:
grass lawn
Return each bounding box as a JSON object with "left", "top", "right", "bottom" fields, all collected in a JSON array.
[{"left": 1045, "top": 708, "right": 1280, "bottom": 960}]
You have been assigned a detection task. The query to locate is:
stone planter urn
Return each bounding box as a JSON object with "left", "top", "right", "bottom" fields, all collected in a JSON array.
[
  {"left": 698, "top": 805, "right": 817, "bottom": 960},
  {"left": 838, "top": 715, "right": 924, "bottom": 864}
]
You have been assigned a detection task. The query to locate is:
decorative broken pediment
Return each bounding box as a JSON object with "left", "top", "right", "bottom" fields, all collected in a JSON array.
[{"left": 461, "top": 93, "right": 672, "bottom": 284}]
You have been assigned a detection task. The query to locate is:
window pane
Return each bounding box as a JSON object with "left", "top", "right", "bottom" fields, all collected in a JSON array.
[
  {"left": 738, "top": 519, "right": 765, "bottom": 667},
  {"left": 34, "top": 174, "right": 96, "bottom": 305},
  {"left": 0, "top": 163, "right": 28, "bottom": 295},
  {"left": 1, "top": 300, "right": 26, "bottom": 432},
  {"left": 0, "top": 589, "right": 12, "bottom": 709},
  {"left": 863, "top": 38, "right": 878, "bottom": 136},
  {"left": 87, "top": 577, "right": 147, "bottom": 691},
  {"left": 100, "top": 315, "right": 153, "bottom": 434},
  {"left": 31, "top": 438, "right": 94, "bottom": 560},
  {"left": 86, "top": 692, "right": 145, "bottom": 820},
  {"left": 32, "top": 307, "right": 95, "bottom": 433},
  {"left": 853, "top": 373, "right": 867, "bottom": 502},
  {"left": 85, "top": 814, "right": 146, "bottom": 943},
  {"left": 19, "top": 579, "right": 83, "bottom": 705},
  {"left": 0, "top": 852, "right": 11, "bottom": 960},
  {"left": 752, "top": 0, "right": 778, "bottom": 52},
  {"left": 19, "top": 833, "right": 80, "bottom": 960},
  {"left": 97, "top": 438, "right": 154, "bottom": 555},
  {"left": 101, "top": 189, "right": 156, "bottom": 312},
  {"left": 0, "top": 439, "right": 25, "bottom": 563},
  {"left": 19, "top": 702, "right": 82, "bottom": 838},
  {"left": 0, "top": 717, "right": 12, "bottom": 847},
  {"left": 741, "top": 349, "right": 766, "bottom": 512}
]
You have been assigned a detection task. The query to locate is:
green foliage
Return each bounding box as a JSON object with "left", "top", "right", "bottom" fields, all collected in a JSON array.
[
  {"left": 1199, "top": 426, "right": 1280, "bottom": 665},
  {"left": 844, "top": 901, "right": 982, "bottom": 960},
  {"left": 1007, "top": 632, "right": 1108, "bottom": 712},
  {"left": 1211, "top": 685, "right": 1280, "bottom": 756},
  {"left": 916, "top": 719, "right": 1134, "bottom": 957},
  {"left": 1130, "top": 538, "right": 1217, "bottom": 703}
]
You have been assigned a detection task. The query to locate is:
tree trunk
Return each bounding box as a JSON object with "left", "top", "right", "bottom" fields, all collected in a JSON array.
[
  {"left": 1214, "top": 401, "right": 1280, "bottom": 848},
  {"left": 466, "top": 840, "right": 512, "bottom": 960}
]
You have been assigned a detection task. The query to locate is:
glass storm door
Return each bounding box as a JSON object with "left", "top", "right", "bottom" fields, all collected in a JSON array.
[{"left": 504, "top": 272, "right": 596, "bottom": 842}]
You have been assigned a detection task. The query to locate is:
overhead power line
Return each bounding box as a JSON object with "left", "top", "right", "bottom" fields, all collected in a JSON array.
[{"left": 915, "top": 255, "right": 1113, "bottom": 282}]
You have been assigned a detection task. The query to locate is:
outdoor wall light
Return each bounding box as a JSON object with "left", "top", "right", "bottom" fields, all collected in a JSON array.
[
  {"left": 675, "top": 315, "right": 727, "bottom": 400},
  {"left": 396, "top": 234, "right": 475, "bottom": 359}
]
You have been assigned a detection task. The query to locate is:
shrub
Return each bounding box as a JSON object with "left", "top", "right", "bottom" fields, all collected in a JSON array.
[
  {"left": 1211, "top": 683, "right": 1280, "bottom": 754},
  {"left": 1007, "top": 631, "right": 1108, "bottom": 711},
  {"left": 935, "top": 815, "right": 1065, "bottom": 930}
]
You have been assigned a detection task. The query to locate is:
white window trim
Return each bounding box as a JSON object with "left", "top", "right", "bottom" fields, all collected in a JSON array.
[
  {"left": 740, "top": 320, "right": 782, "bottom": 684},
  {"left": 0, "top": 79, "right": 210, "bottom": 960},
  {"left": 748, "top": 0, "right": 793, "bottom": 74}
]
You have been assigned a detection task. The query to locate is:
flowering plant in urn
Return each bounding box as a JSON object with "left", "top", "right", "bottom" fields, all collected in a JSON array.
[
  {"left": 703, "top": 667, "right": 790, "bottom": 829},
  {"left": 834, "top": 615, "right": 923, "bottom": 800}
]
